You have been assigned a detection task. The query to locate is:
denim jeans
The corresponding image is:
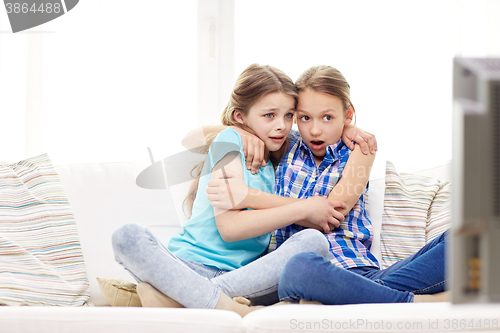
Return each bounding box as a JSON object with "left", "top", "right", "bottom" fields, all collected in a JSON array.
[
  {"left": 112, "top": 223, "right": 330, "bottom": 309},
  {"left": 278, "top": 231, "right": 448, "bottom": 304}
]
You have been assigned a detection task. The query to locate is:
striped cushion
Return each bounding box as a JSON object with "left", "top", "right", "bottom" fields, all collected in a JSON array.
[
  {"left": 0, "top": 154, "right": 90, "bottom": 306},
  {"left": 380, "top": 161, "right": 451, "bottom": 269}
]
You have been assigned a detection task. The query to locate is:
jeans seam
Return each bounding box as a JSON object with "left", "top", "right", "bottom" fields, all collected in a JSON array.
[
  {"left": 413, "top": 279, "right": 447, "bottom": 294},
  {"left": 205, "top": 285, "right": 222, "bottom": 309},
  {"left": 242, "top": 284, "right": 278, "bottom": 298},
  {"left": 279, "top": 295, "right": 300, "bottom": 303}
]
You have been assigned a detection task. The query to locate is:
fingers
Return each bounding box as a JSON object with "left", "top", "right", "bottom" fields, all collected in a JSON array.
[
  {"left": 355, "top": 135, "right": 370, "bottom": 155},
  {"left": 327, "top": 200, "right": 346, "bottom": 211},
  {"left": 332, "top": 210, "right": 344, "bottom": 224},
  {"left": 250, "top": 138, "right": 265, "bottom": 174},
  {"left": 328, "top": 218, "right": 340, "bottom": 229},
  {"left": 245, "top": 140, "right": 255, "bottom": 171},
  {"left": 356, "top": 131, "right": 377, "bottom": 154},
  {"left": 365, "top": 133, "right": 378, "bottom": 153},
  {"left": 320, "top": 219, "right": 340, "bottom": 234},
  {"left": 242, "top": 136, "right": 266, "bottom": 174},
  {"left": 328, "top": 221, "right": 339, "bottom": 230},
  {"left": 342, "top": 134, "right": 355, "bottom": 150},
  {"left": 325, "top": 201, "right": 345, "bottom": 226}
]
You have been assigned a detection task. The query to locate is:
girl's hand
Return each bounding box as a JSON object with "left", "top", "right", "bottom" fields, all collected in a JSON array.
[
  {"left": 207, "top": 169, "right": 251, "bottom": 210},
  {"left": 230, "top": 126, "right": 266, "bottom": 174},
  {"left": 303, "top": 196, "right": 346, "bottom": 233},
  {"left": 342, "top": 125, "right": 377, "bottom": 155}
]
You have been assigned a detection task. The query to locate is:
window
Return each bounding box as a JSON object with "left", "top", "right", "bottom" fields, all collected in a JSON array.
[{"left": 0, "top": 0, "right": 197, "bottom": 164}]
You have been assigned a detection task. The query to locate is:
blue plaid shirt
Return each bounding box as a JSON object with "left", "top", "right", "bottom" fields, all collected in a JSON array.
[{"left": 268, "top": 130, "right": 379, "bottom": 269}]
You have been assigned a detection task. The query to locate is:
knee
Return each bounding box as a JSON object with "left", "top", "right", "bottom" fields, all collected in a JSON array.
[
  {"left": 280, "top": 252, "right": 322, "bottom": 286},
  {"left": 112, "top": 223, "right": 147, "bottom": 257},
  {"left": 279, "top": 252, "right": 323, "bottom": 299},
  {"left": 295, "top": 229, "right": 330, "bottom": 258}
]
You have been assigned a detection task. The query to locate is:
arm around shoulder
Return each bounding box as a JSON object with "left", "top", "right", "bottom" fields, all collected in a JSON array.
[{"left": 328, "top": 145, "right": 375, "bottom": 215}]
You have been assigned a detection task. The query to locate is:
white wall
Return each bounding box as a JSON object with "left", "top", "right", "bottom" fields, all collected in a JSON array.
[
  {"left": 234, "top": 0, "right": 500, "bottom": 179},
  {"left": 0, "top": 1, "right": 198, "bottom": 165},
  {"left": 1, "top": 0, "right": 500, "bottom": 180}
]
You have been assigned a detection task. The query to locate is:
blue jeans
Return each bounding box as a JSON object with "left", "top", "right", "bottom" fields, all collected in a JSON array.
[
  {"left": 112, "top": 223, "right": 330, "bottom": 309},
  {"left": 278, "top": 231, "right": 448, "bottom": 304}
]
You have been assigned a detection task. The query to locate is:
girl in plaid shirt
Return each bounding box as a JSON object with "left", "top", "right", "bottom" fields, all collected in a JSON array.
[{"left": 207, "top": 65, "right": 448, "bottom": 305}]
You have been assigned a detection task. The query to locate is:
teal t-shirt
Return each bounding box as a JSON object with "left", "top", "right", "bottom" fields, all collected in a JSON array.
[{"left": 168, "top": 128, "right": 275, "bottom": 271}]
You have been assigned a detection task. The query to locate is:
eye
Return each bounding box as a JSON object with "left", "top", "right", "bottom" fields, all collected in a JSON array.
[
  {"left": 264, "top": 113, "right": 274, "bottom": 118},
  {"left": 285, "top": 112, "right": 294, "bottom": 118},
  {"left": 323, "top": 115, "right": 333, "bottom": 121},
  {"left": 299, "top": 115, "right": 309, "bottom": 121}
]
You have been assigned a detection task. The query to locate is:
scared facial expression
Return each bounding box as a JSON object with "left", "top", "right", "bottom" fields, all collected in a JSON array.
[
  {"left": 296, "top": 88, "right": 353, "bottom": 162},
  {"left": 234, "top": 91, "right": 295, "bottom": 152}
]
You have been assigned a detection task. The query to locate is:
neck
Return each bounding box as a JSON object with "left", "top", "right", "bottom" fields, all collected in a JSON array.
[{"left": 312, "top": 153, "right": 324, "bottom": 167}]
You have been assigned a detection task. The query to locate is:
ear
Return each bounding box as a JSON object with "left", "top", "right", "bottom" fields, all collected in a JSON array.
[
  {"left": 293, "top": 112, "right": 297, "bottom": 124},
  {"left": 233, "top": 110, "right": 245, "bottom": 125},
  {"left": 344, "top": 107, "right": 354, "bottom": 125}
]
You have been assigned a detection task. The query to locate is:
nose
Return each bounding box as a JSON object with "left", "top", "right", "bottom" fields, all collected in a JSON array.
[
  {"left": 275, "top": 117, "right": 286, "bottom": 131},
  {"left": 310, "top": 120, "right": 322, "bottom": 136}
]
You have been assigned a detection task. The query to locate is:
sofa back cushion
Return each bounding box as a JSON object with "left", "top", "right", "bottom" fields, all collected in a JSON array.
[{"left": 56, "top": 161, "right": 184, "bottom": 306}]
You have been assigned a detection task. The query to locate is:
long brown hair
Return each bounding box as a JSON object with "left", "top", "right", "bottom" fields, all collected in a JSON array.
[
  {"left": 184, "top": 64, "right": 298, "bottom": 216},
  {"left": 295, "top": 65, "right": 355, "bottom": 118}
]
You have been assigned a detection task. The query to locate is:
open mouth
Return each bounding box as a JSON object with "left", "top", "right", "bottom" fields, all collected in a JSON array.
[
  {"left": 270, "top": 136, "right": 285, "bottom": 143},
  {"left": 310, "top": 140, "right": 325, "bottom": 150}
]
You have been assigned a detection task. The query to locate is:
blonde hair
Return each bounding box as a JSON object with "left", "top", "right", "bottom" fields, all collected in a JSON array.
[
  {"left": 295, "top": 65, "right": 355, "bottom": 119},
  {"left": 185, "top": 63, "right": 298, "bottom": 216}
]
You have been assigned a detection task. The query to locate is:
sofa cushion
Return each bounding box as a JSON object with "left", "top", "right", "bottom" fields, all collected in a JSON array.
[
  {"left": 0, "top": 154, "right": 90, "bottom": 306},
  {"left": 243, "top": 302, "right": 500, "bottom": 333},
  {"left": 0, "top": 306, "right": 246, "bottom": 333},
  {"left": 380, "top": 161, "right": 451, "bottom": 269}
]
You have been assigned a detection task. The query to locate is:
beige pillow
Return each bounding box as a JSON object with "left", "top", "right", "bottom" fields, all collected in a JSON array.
[
  {"left": 380, "top": 161, "right": 451, "bottom": 269},
  {"left": 97, "top": 277, "right": 142, "bottom": 307},
  {"left": 426, "top": 182, "right": 452, "bottom": 243}
]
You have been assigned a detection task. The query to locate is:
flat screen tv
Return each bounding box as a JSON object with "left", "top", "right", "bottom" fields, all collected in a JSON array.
[{"left": 451, "top": 57, "right": 500, "bottom": 303}]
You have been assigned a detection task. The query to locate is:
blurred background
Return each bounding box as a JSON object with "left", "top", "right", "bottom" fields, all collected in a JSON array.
[{"left": 1, "top": 0, "right": 499, "bottom": 179}]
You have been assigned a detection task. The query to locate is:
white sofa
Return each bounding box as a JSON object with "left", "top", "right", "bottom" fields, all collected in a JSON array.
[{"left": 1, "top": 159, "right": 500, "bottom": 333}]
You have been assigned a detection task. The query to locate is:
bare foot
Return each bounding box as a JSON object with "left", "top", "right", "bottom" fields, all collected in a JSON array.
[
  {"left": 413, "top": 291, "right": 449, "bottom": 303},
  {"left": 216, "top": 292, "right": 264, "bottom": 317},
  {"left": 233, "top": 296, "right": 252, "bottom": 306},
  {"left": 136, "top": 283, "right": 184, "bottom": 308}
]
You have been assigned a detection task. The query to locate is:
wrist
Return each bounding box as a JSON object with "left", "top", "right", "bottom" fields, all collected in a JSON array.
[
  {"left": 296, "top": 200, "right": 310, "bottom": 221},
  {"left": 245, "top": 187, "right": 259, "bottom": 209}
]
